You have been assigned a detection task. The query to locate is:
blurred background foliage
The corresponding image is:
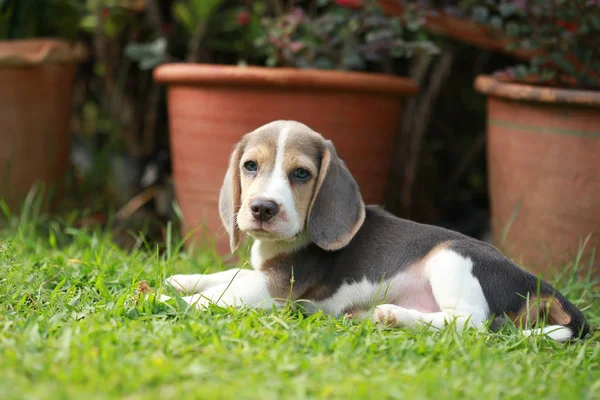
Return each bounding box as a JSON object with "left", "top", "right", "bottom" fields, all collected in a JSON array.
[{"left": 0, "top": 0, "right": 530, "bottom": 245}]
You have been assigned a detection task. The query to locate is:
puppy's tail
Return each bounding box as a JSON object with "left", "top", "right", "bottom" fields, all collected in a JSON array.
[
  {"left": 521, "top": 325, "right": 575, "bottom": 342},
  {"left": 516, "top": 293, "right": 590, "bottom": 342}
]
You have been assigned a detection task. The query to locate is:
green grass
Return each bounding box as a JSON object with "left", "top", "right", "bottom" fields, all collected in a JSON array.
[{"left": 0, "top": 215, "right": 599, "bottom": 400}]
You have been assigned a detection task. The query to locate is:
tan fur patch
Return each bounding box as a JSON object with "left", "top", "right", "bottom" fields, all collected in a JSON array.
[
  {"left": 419, "top": 242, "right": 451, "bottom": 265},
  {"left": 237, "top": 131, "right": 278, "bottom": 208},
  {"left": 546, "top": 297, "right": 571, "bottom": 325},
  {"left": 283, "top": 142, "right": 321, "bottom": 231},
  {"left": 508, "top": 295, "right": 572, "bottom": 328}
]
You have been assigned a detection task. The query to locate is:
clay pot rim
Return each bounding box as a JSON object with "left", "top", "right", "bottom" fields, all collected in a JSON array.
[
  {"left": 475, "top": 74, "right": 600, "bottom": 107},
  {"left": 0, "top": 38, "right": 87, "bottom": 66},
  {"left": 154, "top": 63, "right": 418, "bottom": 97}
]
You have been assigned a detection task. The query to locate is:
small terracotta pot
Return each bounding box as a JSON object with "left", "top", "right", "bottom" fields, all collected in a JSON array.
[
  {"left": 0, "top": 39, "right": 86, "bottom": 210},
  {"left": 154, "top": 64, "right": 417, "bottom": 253},
  {"left": 475, "top": 75, "right": 600, "bottom": 277}
]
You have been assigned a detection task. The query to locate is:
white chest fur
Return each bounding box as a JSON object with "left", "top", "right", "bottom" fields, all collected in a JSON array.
[{"left": 250, "top": 235, "right": 311, "bottom": 270}]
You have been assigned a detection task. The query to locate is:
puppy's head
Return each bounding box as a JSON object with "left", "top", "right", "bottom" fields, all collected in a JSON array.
[{"left": 219, "top": 120, "right": 365, "bottom": 252}]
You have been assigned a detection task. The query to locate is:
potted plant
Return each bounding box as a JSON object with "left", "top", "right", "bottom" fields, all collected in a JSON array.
[
  {"left": 154, "top": 0, "right": 438, "bottom": 252},
  {"left": 471, "top": 0, "right": 599, "bottom": 276},
  {"left": 0, "top": 0, "right": 86, "bottom": 210},
  {"left": 378, "top": 0, "right": 541, "bottom": 61}
]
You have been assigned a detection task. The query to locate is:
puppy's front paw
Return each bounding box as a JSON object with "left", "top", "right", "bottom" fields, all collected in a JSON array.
[{"left": 165, "top": 274, "right": 206, "bottom": 293}]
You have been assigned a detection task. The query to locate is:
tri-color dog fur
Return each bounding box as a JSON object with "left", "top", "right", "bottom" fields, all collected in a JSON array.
[{"left": 165, "top": 120, "right": 589, "bottom": 341}]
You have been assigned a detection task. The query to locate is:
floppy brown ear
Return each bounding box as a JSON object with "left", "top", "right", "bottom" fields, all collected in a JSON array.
[
  {"left": 219, "top": 143, "right": 243, "bottom": 253},
  {"left": 307, "top": 141, "right": 366, "bottom": 251}
]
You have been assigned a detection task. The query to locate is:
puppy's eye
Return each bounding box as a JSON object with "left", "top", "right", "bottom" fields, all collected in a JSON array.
[
  {"left": 292, "top": 168, "right": 311, "bottom": 181},
  {"left": 244, "top": 161, "right": 258, "bottom": 172}
]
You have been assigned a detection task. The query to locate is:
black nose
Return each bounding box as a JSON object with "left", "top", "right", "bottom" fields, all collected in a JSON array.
[{"left": 250, "top": 199, "right": 280, "bottom": 222}]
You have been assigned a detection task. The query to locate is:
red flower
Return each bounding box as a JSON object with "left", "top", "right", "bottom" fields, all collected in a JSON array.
[
  {"left": 100, "top": 7, "right": 111, "bottom": 19},
  {"left": 335, "top": 0, "right": 363, "bottom": 9},
  {"left": 237, "top": 11, "right": 250, "bottom": 25},
  {"left": 160, "top": 23, "right": 172, "bottom": 35},
  {"left": 556, "top": 19, "right": 578, "bottom": 33}
]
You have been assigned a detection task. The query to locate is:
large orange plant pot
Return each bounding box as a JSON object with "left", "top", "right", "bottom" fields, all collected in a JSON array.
[
  {"left": 0, "top": 39, "right": 85, "bottom": 210},
  {"left": 154, "top": 64, "right": 417, "bottom": 253},
  {"left": 475, "top": 75, "right": 600, "bottom": 277}
]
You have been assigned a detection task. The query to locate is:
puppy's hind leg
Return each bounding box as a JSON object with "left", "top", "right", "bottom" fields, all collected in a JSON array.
[
  {"left": 373, "top": 247, "right": 490, "bottom": 333},
  {"left": 372, "top": 304, "right": 478, "bottom": 331}
]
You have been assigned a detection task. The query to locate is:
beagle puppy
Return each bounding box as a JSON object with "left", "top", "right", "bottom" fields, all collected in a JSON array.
[{"left": 165, "top": 120, "right": 589, "bottom": 341}]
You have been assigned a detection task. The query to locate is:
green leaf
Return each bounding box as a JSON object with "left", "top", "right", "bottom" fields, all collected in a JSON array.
[
  {"left": 541, "top": 68, "right": 557, "bottom": 81},
  {"left": 208, "top": 8, "right": 247, "bottom": 34},
  {"left": 125, "top": 37, "right": 167, "bottom": 70},
  {"left": 266, "top": 56, "right": 278, "bottom": 67},
  {"left": 341, "top": 53, "right": 365, "bottom": 70},
  {"left": 191, "top": 0, "right": 222, "bottom": 19},
  {"left": 578, "top": 22, "right": 590, "bottom": 35},
  {"left": 173, "top": 2, "right": 195, "bottom": 34},
  {"left": 490, "top": 16, "right": 503, "bottom": 30},
  {"left": 0, "top": 200, "right": 11, "bottom": 221},
  {"left": 499, "top": 3, "right": 517, "bottom": 17},
  {"left": 125, "top": 306, "right": 140, "bottom": 319},
  {"left": 515, "top": 64, "right": 528, "bottom": 80},
  {"left": 94, "top": 276, "right": 111, "bottom": 299},
  {"left": 365, "top": 29, "right": 392, "bottom": 43},
  {"left": 79, "top": 15, "right": 98, "bottom": 32},
  {"left": 531, "top": 55, "right": 549, "bottom": 67},
  {"left": 551, "top": 53, "right": 578, "bottom": 77},
  {"left": 505, "top": 21, "right": 520, "bottom": 37},
  {"left": 472, "top": 6, "right": 489, "bottom": 23}
]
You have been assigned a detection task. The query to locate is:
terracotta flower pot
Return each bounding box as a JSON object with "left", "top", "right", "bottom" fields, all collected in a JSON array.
[
  {"left": 0, "top": 39, "right": 86, "bottom": 210},
  {"left": 154, "top": 64, "right": 417, "bottom": 253},
  {"left": 475, "top": 75, "right": 600, "bottom": 277}
]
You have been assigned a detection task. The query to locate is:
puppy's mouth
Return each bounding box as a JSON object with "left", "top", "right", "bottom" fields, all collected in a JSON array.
[{"left": 243, "top": 222, "right": 295, "bottom": 240}]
